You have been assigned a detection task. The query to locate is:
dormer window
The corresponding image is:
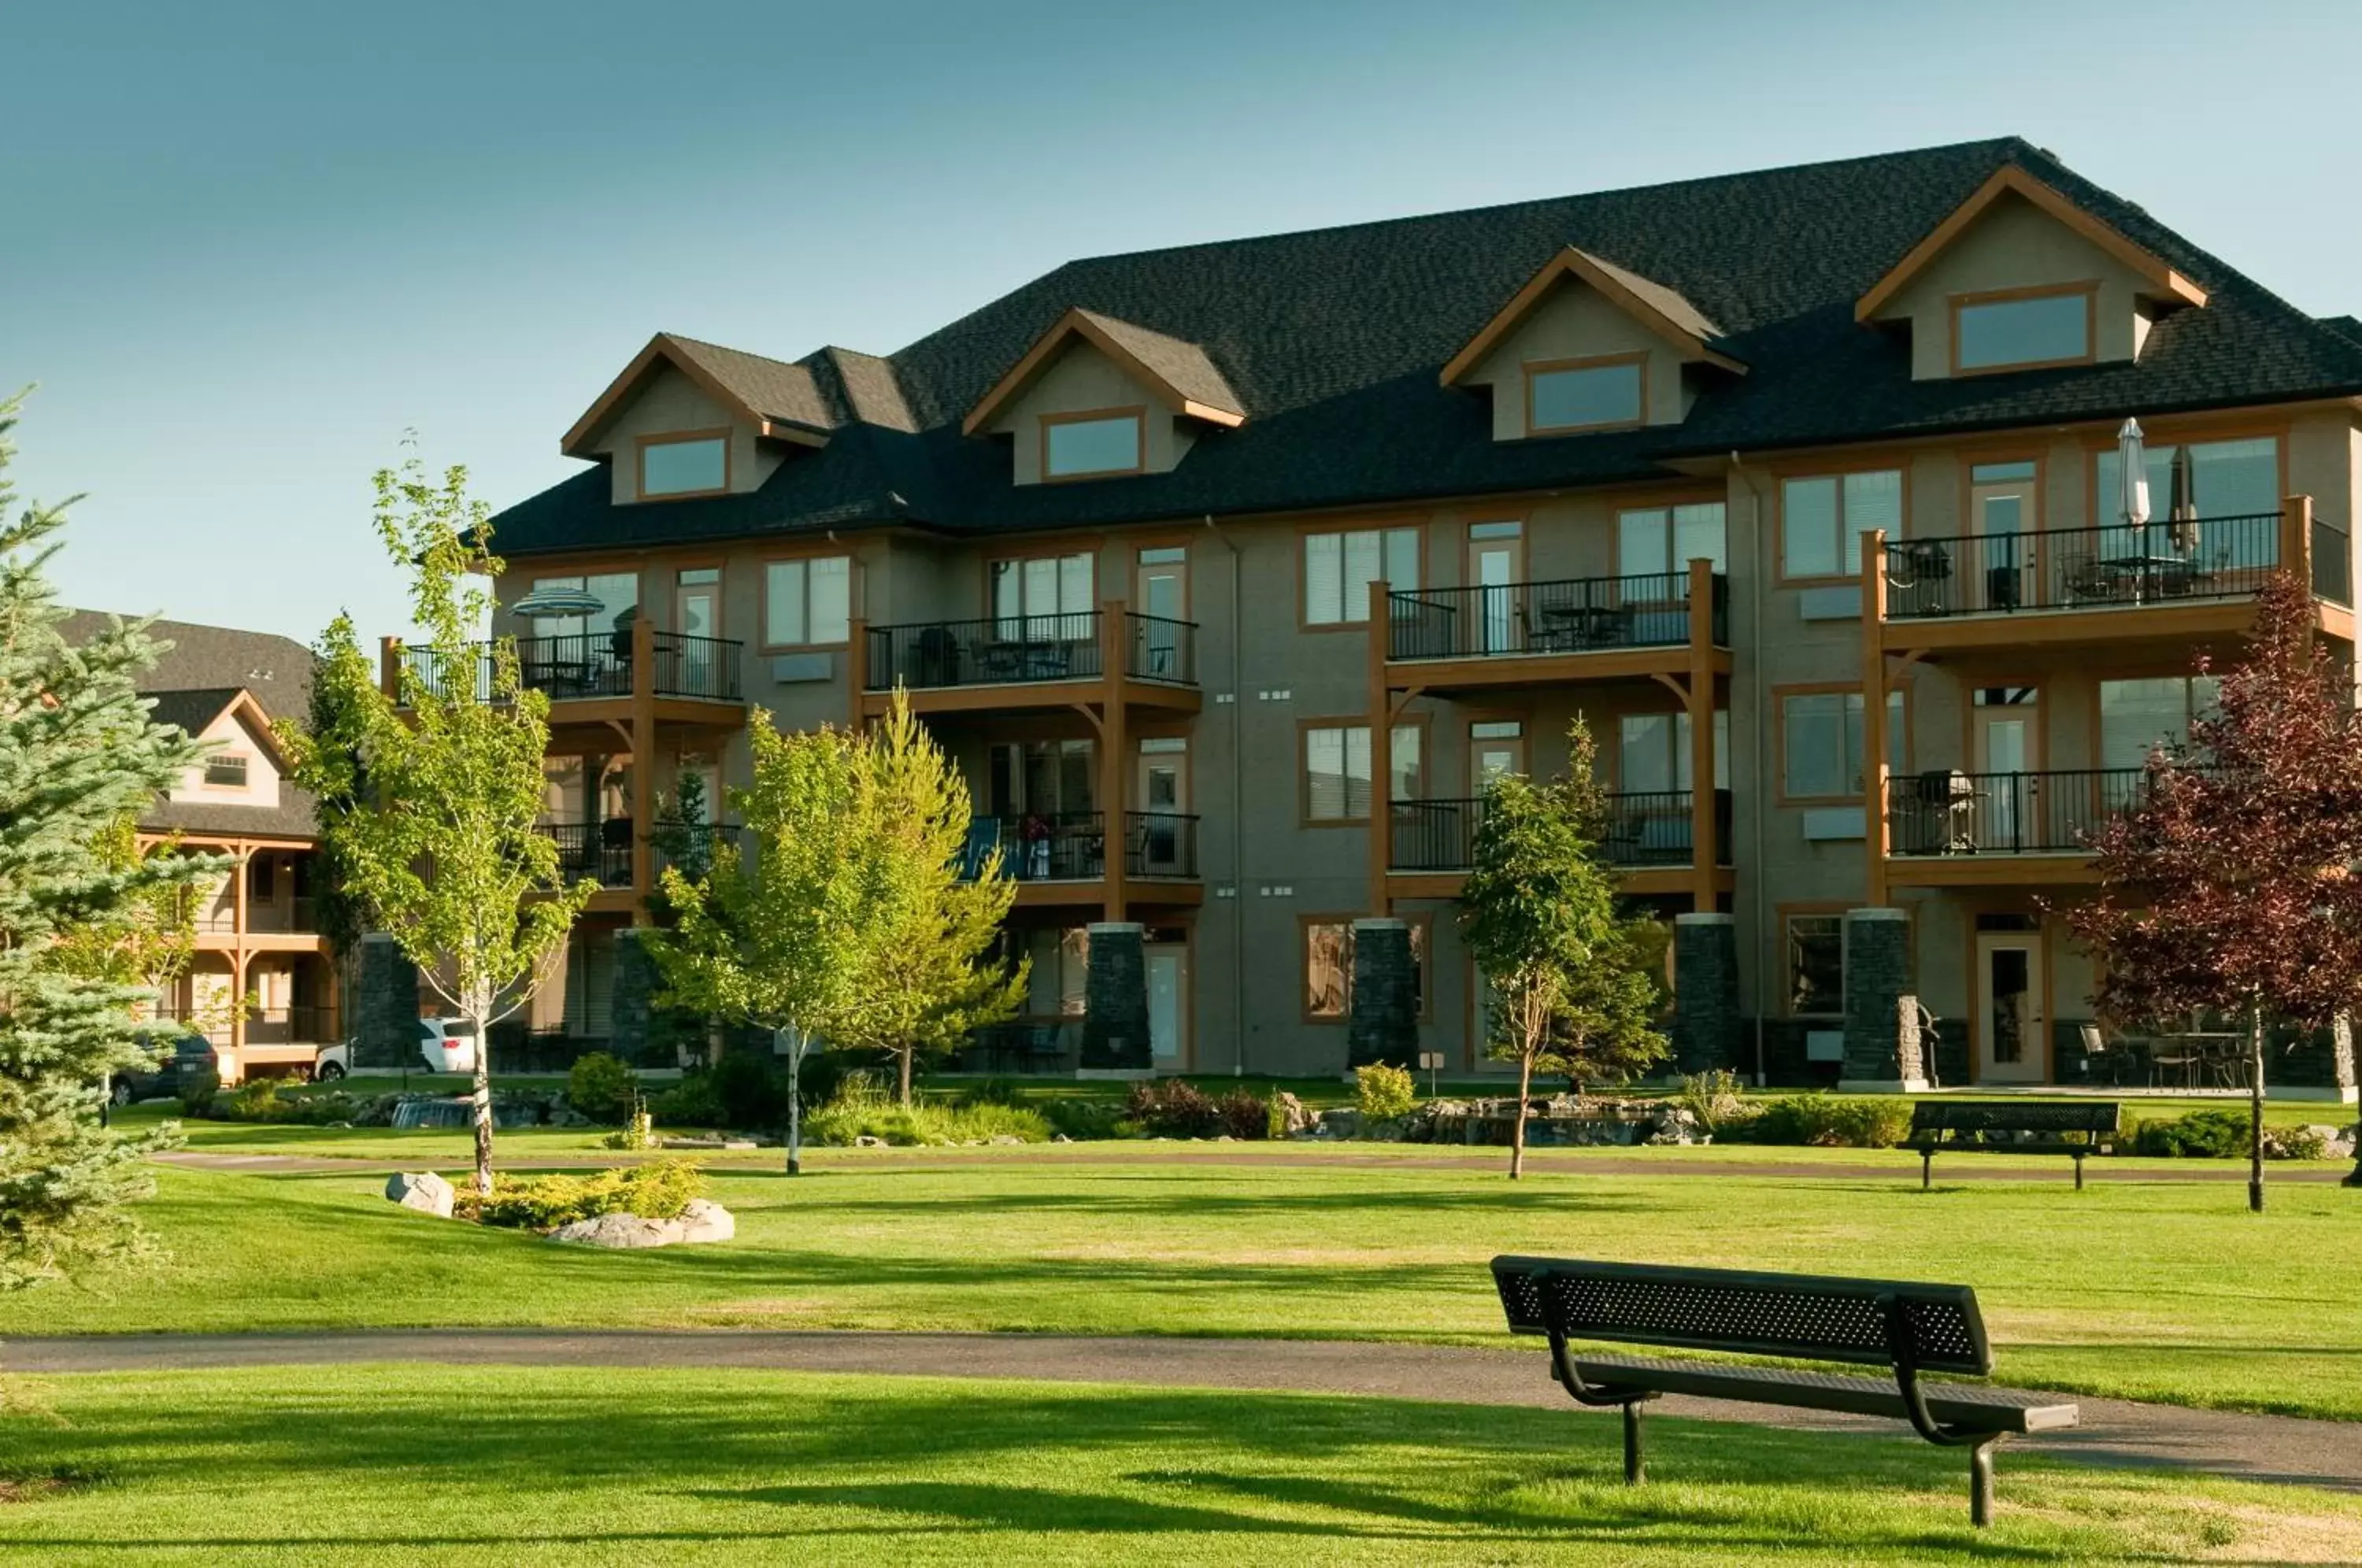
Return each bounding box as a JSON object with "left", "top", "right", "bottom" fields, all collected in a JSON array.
[
  {"left": 1952, "top": 285, "right": 2095, "bottom": 374},
  {"left": 636, "top": 431, "right": 730, "bottom": 499},
  {"left": 204, "top": 754, "right": 249, "bottom": 788},
  {"left": 1526, "top": 355, "right": 1646, "bottom": 435},
  {"left": 1042, "top": 409, "right": 1145, "bottom": 480}
]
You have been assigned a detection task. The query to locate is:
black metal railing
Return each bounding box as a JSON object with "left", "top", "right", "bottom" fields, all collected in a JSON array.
[
  {"left": 959, "top": 812, "right": 1106, "bottom": 882},
  {"left": 651, "top": 632, "right": 744, "bottom": 701},
  {"left": 2312, "top": 516, "right": 2353, "bottom": 606},
  {"left": 1883, "top": 513, "right": 2282, "bottom": 619},
  {"left": 1125, "top": 613, "right": 1198, "bottom": 684},
  {"left": 1387, "top": 571, "right": 1724, "bottom": 661},
  {"left": 866, "top": 612, "right": 1104, "bottom": 692},
  {"left": 403, "top": 631, "right": 743, "bottom": 703},
  {"left": 961, "top": 1019, "right": 1083, "bottom": 1074},
  {"left": 245, "top": 1005, "right": 342, "bottom": 1045},
  {"left": 541, "top": 819, "right": 634, "bottom": 888},
  {"left": 652, "top": 823, "right": 743, "bottom": 882},
  {"left": 1124, "top": 811, "right": 1199, "bottom": 878},
  {"left": 1389, "top": 789, "right": 1730, "bottom": 872},
  {"left": 1886, "top": 768, "right": 2149, "bottom": 857}
]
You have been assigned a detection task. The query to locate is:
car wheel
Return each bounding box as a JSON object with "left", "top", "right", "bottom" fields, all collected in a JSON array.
[
  {"left": 109, "top": 1078, "right": 135, "bottom": 1108},
  {"left": 316, "top": 1061, "right": 347, "bottom": 1082}
]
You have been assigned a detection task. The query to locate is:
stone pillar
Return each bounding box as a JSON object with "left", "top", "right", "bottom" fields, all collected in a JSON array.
[
  {"left": 1671, "top": 912, "right": 1738, "bottom": 1074},
  {"left": 1839, "top": 908, "right": 1925, "bottom": 1091},
  {"left": 608, "top": 926, "right": 660, "bottom": 1067},
  {"left": 354, "top": 932, "right": 419, "bottom": 1070},
  {"left": 1081, "top": 921, "right": 1150, "bottom": 1070},
  {"left": 1346, "top": 918, "right": 1418, "bottom": 1069}
]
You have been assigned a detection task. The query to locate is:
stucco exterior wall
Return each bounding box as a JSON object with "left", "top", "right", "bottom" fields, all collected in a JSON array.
[
  {"left": 590, "top": 364, "right": 787, "bottom": 504},
  {"left": 987, "top": 346, "right": 1194, "bottom": 484},
  {"left": 1464, "top": 283, "right": 1693, "bottom": 437}
]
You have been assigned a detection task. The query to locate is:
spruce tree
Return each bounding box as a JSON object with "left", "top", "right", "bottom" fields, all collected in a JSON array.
[{"left": 0, "top": 391, "right": 217, "bottom": 1290}]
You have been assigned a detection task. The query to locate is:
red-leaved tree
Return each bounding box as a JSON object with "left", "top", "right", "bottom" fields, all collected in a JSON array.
[{"left": 2065, "top": 574, "right": 2362, "bottom": 1212}]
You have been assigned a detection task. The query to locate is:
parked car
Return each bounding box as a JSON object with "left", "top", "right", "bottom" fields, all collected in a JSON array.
[
  {"left": 312, "top": 1019, "right": 480, "bottom": 1080},
  {"left": 110, "top": 1034, "right": 219, "bottom": 1106}
]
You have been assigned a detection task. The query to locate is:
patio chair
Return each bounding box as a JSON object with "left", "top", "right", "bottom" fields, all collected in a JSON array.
[
  {"left": 2058, "top": 552, "right": 2111, "bottom": 605},
  {"left": 2077, "top": 1023, "right": 2127, "bottom": 1086},
  {"left": 2147, "top": 1037, "right": 2199, "bottom": 1089}
]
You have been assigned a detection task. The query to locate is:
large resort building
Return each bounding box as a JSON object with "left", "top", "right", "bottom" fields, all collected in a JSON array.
[{"left": 405, "top": 137, "right": 2362, "bottom": 1092}]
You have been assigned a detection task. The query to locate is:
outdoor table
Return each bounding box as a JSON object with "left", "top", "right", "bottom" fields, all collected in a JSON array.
[
  {"left": 1535, "top": 603, "right": 1627, "bottom": 649},
  {"left": 2095, "top": 554, "right": 2204, "bottom": 605},
  {"left": 2153, "top": 1030, "right": 2245, "bottom": 1088}
]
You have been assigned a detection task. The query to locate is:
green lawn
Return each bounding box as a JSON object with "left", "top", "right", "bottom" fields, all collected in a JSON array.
[
  {"left": 1, "top": 1365, "right": 2351, "bottom": 1565},
  {"left": 15, "top": 1151, "right": 2362, "bottom": 1420}
]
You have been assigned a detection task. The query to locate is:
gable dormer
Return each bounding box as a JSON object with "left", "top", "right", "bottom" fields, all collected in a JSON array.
[
  {"left": 156, "top": 690, "right": 287, "bottom": 808},
  {"left": 1857, "top": 165, "right": 2208, "bottom": 380},
  {"left": 1442, "top": 247, "right": 1745, "bottom": 442},
  {"left": 963, "top": 309, "right": 1245, "bottom": 485},
  {"left": 562, "top": 333, "right": 835, "bottom": 505}
]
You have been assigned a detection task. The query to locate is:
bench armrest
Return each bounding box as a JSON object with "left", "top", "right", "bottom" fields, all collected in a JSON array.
[{"left": 1879, "top": 1291, "right": 1982, "bottom": 1448}]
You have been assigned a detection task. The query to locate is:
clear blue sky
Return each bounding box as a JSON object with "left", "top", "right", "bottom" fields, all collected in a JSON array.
[{"left": 6, "top": 0, "right": 2357, "bottom": 645}]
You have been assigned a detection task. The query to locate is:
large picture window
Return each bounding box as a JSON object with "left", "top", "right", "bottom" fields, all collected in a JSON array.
[
  {"left": 1526, "top": 357, "right": 1645, "bottom": 434},
  {"left": 764, "top": 557, "right": 851, "bottom": 647},
  {"left": 1042, "top": 411, "right": 1144, "bottom": 479},
  {"left": 2098, "top": 676, "right": 2219, "bottom": 770},
  {"left": 1781, "top": 470, "right": 1902, "bottom": 580},
  {"left": 1618, "top": 502, "right": 1727, "bottom": 577},
  {"left": 990, "top": 552, "right": 1095, "bottom": 635},
  {"left": 1302, "top": 722, "right": 1423, "bottom": 823},
  {"left": 1304, "top": 527, "right": 1419, "bottom": 625},
  {"left": 1785, "top": 913, "right": 1845, "bottom": 1016},
  {"left": 1305, "top": 918, "right": 1429, "bottom": 1020},
  {"left": 1780, "top": 689, "right": 1905, "bottom": 801},
  {"left": 638, "top": 433, "right": 728, "bottom": 498},
  {"left": 1953, "top": 287, "right": 2094, "bottom": 372},
  {"left": 2096, "top": 437, "right": 2280, "bottom": 567}
]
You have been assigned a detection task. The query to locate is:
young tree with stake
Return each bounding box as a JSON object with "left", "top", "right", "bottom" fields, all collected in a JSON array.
[
  {"left": 1458, "top": 719, "right": 1667, "bottom": 1178},
  {"left": 286, "top": 453, "right": 595, "bottom": 1195},
  {"left": 2066, "top": 573, "right": 2362, "bottom": 1212}
]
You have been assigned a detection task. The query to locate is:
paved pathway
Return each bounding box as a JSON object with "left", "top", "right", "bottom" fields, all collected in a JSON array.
[
  {"left": 11, "top": 1328, "right": 2356, "bottom": 1491},
  {"left": 156, "top": 1146, "right": 2358, "bottom": 1183}
]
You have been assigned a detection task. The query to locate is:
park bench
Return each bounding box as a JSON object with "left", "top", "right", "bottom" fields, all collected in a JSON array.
[
  {"left": 1491, "top": 1256, "right": 2078, "bottom": 1526},
  {"left": 1906, "top": 1100, "right": 2120, "bottom": 1189}
]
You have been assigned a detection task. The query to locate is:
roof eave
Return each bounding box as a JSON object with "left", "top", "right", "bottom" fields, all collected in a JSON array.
[
  {"left": 961, "top": 307, "right": 1247, "bottom": 435},
  {"left": 1440, "top": 247, "right": 1746, "bottom": 386}
]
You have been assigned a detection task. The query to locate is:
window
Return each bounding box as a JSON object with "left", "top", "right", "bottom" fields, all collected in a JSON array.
[
  {"left": 765, "top": 557, "right": 852, "bottom": 646},
  {"left": 1953, "top": 287, "right": 2095, "bottom": 372},
  {"left": 1042, "top": 411, "right": 1144, "bottom": 479},
  {"left": 638, "top": 433, "right": 728, "bottom": 498},
  {"left": 247, "top": 856, "right": 273, "bottom": 900},
  {"left": 1021, "top": 928, "right": 1090, "bottom": 1016},
  {"left": 1618, "top": 711, "right": 1729, "bottom": 794},
  {"left": 987, "top": 739, "right": 1096, "bottom": 817},
  {"left": 1526, "top": 357, "right": 1644, "bottom": 434},
  {"left": 1618, "top": 502, "right": 1727, "bottom": 577},
  {"left": 203, "top": 754, "right": 249, "bottom": 788},
  {"left": 1304, "top": 527, "right": 1419, "bottom": 625},
  {"left": 1780, "top": 689, "right": 1905, "bottom": 800},
  {"left": 1302, "top": 723, "right": 1422, "bottom": 822},
  {"left": 2097, "top": 435, "right": 2279, "bottom": 545},
  {"left": 991, "top": 552, "right": 1094, "bottom": 632},
  {"left": 1785, "top": 913, "right": 1846, "bottom": 1016},
  {"left": 1305, "top": 919, "right": 1429, "bottom": 1020},
  {"left": 2098, "top": 676, "right": 2219, "bottom": 769},
  {"left": 1781, "top": 470, "right": 1902, "bottom": 579},
  {"left": 530, "top": 572, "right": 640, "bottom": 642}
]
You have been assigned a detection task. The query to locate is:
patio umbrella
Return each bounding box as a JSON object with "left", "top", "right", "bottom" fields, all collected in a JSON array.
[
  {"left": 510, "top": 585, "right": 606, "bottom": 621},
  {"left": 2116, "top": 419, "right": 2151, "bottom": 530},
  {"left": 2167, "top": 444, "right": 2198, "bottom": 554}
]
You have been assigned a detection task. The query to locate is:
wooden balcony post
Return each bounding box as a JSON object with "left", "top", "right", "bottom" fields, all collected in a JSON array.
[
  {"left": 1099, "top": 598, "right": 1127, "bottom": 923},
  {"left": 629, "top": 613, "right": 657, "bottom": 923},
  {"left": 1684, "top": 557, "right": 1717, "bottom": 911},
  {"left": 2283, "top": 494, "right": 2314, "bottom": 590},
  {"left": 1861, "top": 531, "right": 1890, "bottom": 908},
  {"left": 379, "top": 636, "right": 402, "bottom": 701},
  {"left": 846, "top": 615, "right": 869, "bottom": 730},
  {"left": 1368, "top": 576, "right": 1393, "bottom": 915}
]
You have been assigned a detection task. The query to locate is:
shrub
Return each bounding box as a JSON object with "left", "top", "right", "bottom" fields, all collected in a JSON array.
[
  {"left": 459, "top": 1159, "right": 706, "bottom": 1230},
  {"left": 1677, "top": 1069, "right": 1745, "bottom": 1133},
  {"left": 650, "top": 1072, "right": 725, "bottom": 1130},
  {"left": 805, "top": 1092, "right": 1052, "bottom": 1147},
  {"left": 709, "top": 1048, "right": 789, "bottom": 1130},
  {"left": 601, "top": 1108, "right": 656, "bottom": 1151},
  {"left": 2131, "top": 1108, "right": 2253, "bottom": 1159},
  {"left": 2264, "top": 1124, "right": 2331, "bottom": 1161},
  {"left": 566, "top": 1052, "right": 638, "bottom": 1125},
  {"left": 1355, "top": 1063, "right": 1416, "bottom": 1124},
  {"left": 1125, "top": 1078, "right": 1221, "bottom": 1138},
  {"left": 176, "top": 1067, "right": 219, "bottom": 1116},
  {"left": 1216, "top": 1089, "right": 1269, "bottom": 1141},
  {"left": 1041, "top": 1096, "right": 1125, "bottom": 1141},
  {"left": 1730, "top": 1095, "right": 1912, "bottom": 1149}
]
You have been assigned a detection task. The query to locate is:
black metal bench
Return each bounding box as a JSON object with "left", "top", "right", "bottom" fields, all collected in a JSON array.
[
  {"left": 1907, "top": 1100, "right": 2120, "bottom": 1189},
  {"left": 1492, "top": 1256, "right": 2077, "bottom": 1526}
]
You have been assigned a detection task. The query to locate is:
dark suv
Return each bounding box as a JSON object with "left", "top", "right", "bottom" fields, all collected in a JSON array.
[{"left": 110, "top": 1034, "right": 219, "bottom": 1107}]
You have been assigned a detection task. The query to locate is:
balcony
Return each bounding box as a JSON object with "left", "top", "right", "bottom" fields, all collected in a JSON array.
[
  {"left": 1885, "top": 768, "right": 2149, "bottom": 883},
  {"left": 1389, "top": 789, "right": 1733, "bottom": 875},
  {"left": 542, "top": 819, "right": 633, "bottom": 889},
  {"left": 861, "top": 611, "right": 1198, "bottom": 712},
  {"left": 957, "top": 810, "right": 1201, "bottom": 896},
  {"left": 1877, "top": 507, "right": 2352, "bottom": 653},
  {"left": 1383, "top": 569, "right": 1730, "bottom": 692},
  {"left": 398, "top": 630, "right": 746, "bottom": 709}
]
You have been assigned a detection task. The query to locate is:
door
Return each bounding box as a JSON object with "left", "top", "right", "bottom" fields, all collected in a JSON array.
[
  {"left": 674, "top": 569, "right": 720, "bottom": 692},
  {"left": 1466, "top": 522, "right": 1523, "bottom": 653},
  {"left": 1136, "top": 548, "right": 1187, "bottom": 678},
  {"left": 1468, "top": 722, "right": 1526, "bottom": 787},
  {"left": 1975, "top": 931, "right": 2047, "bottom": 1083},
  {"left": 1146, "top": 945, "right": 1186, "bottom": 1069},
  {"left": 1135, "top": 741, "right": 1187, "bottom": 876},
  {"left": 1971, "top": 687, "right": 2039, "bottom": 849},
  {"left": 1968, "top": 460, "right": 2038, "bottom": 610}
]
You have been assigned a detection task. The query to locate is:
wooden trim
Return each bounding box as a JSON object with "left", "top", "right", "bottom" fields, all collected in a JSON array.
[
  {"left": 562, "top": 332, "right": 831, "bottom": 458},
  {"left": 634, "top": 427, "right": 733, "bottom": 502},
  {"left": 667, "top": 557, "right": 727, "bottom": 640},
  {"left": 1947, "top": 281, "right": 2099, "bottom": 377},
  {"left": 756, "top": 551, "right": 856, "bottom": 654},
  {"left": 1772, "top": 679, "right": 1910, "bottom": 807},
  {"left": 1772, "top": 460, "right": 1909, "bottom": 587},
  {"left": 1439, "top": 246, "right": 1747, "bottom": 385},
  {"left": 961, "top": 308, "right": 1246, "bottom": 437},
  {"left": 1523, "top": 352, "right": 1649, "bottom": 437},
  {"left": 1038, "top": 405, "right": 1148, "bottom": 483},
  {"left": 1854, "top": 165, "right": 2208, "bottom": 323},
  {"left": 1963, "top": 917, "right": 2056, "bottom": 1085},
  {"left": 1297, "top": 518, "right": 1427, "bottom": 633},
  {"left": 1775, "top": 901, "right": 1853, "bottom": 1020}
]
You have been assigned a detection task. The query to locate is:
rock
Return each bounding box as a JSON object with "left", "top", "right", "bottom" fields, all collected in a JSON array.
[
  {"left": 675, "top": 1199, "right": 735, "bottom": 1244},
  {"left": 550, "top": 1212, "right": 684, "bottom": 1248},
  {"left": 988, "top": 1134, "right": 1024, "bottom": 1145},
  {"left": 1051, "top": 1133, "right": 1073, "bottom": 1143},
  {"left": 1272, "top": 1091, "right": 1311, "bottom": 1135},
  {"left": 383, "top": 1170, "right": 454, "bottom": 1219},
  {"left": 854, "top": 1135, "right": 886, "bottom": 1148},
  {"left": 1318, "top": 1108, "right": 1361, "bottom": 1140}
]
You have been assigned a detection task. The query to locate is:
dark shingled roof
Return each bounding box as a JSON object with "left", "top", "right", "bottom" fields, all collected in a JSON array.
[
  {"left": 661, "top": 335, "right": 835, "bottom": 433},
  {"left": 1571, "top": 246, "right": 1725, "bottom": 342},
  {"left": 143, "top": 686, "right": 243, "bottom": 740},
  {"left": 487, "top": 136, "right": 2362, "bottom": 557},
  {"left": 1070, "top": 309, "right": 1247, "bottom": 418}
]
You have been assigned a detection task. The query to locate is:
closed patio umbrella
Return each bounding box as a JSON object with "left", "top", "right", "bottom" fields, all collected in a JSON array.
[
  {"left": 2116, "top": 419, "right": 2151, "bottom": 532},
  {"left": 2167, "top": 444, "right": 2198, "bottom": 554}
]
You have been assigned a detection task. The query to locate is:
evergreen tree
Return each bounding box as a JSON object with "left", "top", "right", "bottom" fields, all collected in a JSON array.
[{"left": 0, "top": 391, "right": 218, "bottom": 1290}]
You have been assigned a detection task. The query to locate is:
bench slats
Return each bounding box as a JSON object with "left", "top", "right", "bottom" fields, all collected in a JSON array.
[
  {"left": 1909, "top": 1100, "right": 2120, "bottom": 1137},
  {"left": 1572, "top": 1355, "right": 2080, "bottom": 1435}
]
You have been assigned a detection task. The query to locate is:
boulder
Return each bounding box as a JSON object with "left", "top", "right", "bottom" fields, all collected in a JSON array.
[
  {"left": 1272, "top": 1091, "right": 1311, "bottom": 1135},
  {"left": 854, "top": 1135, "right": 887, "bottom": 1148},
  {"left": 675, "top": 1199, "right": 735, "bottom": 1244},
  {"left": 383, "top": 1170, "right": 454, "bottom": 1219},
  {"left": 988, "top": 1133, "right": 1025, "bottom": 1146},
  {"left": 550, "top": 1212, "right": 684, "bottom": 1248}
]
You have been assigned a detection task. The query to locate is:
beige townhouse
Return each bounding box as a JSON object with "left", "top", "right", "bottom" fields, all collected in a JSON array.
[{"left": 392, "top": 138, "right": 2362, "bottom": 1092}]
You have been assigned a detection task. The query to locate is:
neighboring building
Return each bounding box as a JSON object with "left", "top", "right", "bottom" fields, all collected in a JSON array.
[
  {"left": 68, "top": 612, "right": 336, "bottom": 1076},
  {"left": 413, "top": 137, "right": 2362, "bottom": 1088}
]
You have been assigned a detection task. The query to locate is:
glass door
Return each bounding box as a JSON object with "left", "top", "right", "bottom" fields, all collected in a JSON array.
[
  {"left": 1135, "top": 547, "right": 1187, "bottom": 677},
  {"left": 1466, "top": 521, "right": 1523, "bottom": 653},
  {"left": 673, "top": 568, "right": 719, "bottom": 692},
  {"left": 1975, "top": 930, "right": 2047, "bottom": 1083},
  {"left": 1135, "top": 740, "right": 1187, "bottom": 876},
  {"left": 1145, "top": 945, "right": 1186, "bottom": 1069},
  {"left": 1971, "top": 686, "right": 2039, "bottom": 849},
  {"left": 1968, "top": 461, "right": 2036, "bottom": 610}
]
